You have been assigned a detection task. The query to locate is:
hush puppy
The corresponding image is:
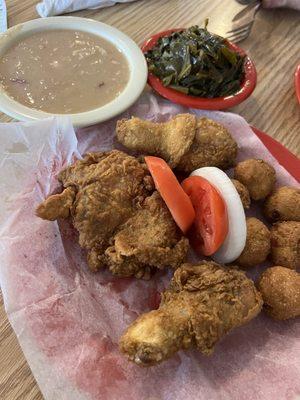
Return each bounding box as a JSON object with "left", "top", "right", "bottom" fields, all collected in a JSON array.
[
  {"left": 231, "top": 179, "right": 251, "bottom": 209},
  {"left": 264, "top": 186, "right": 300, "bottom": 222},
  {"left": 236, "top": 217, "right": 271, "bottom": 268},
  {"left": 258, "top": 266, "right": 300, "bottom": 320},
  {"left": 234, "top": 159, "right": 276, "bottom": 200},
  {"left": 270, "top": 221, "right": 300, "bottom": 269}
]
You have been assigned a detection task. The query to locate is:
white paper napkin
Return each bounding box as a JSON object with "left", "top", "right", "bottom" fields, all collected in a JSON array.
[{"left": 36, "top": 0, "right": 138, "bottom": 17}]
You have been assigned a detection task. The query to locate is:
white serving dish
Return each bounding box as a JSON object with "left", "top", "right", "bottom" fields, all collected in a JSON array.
[{"left": 0, "top": 17, "right": 147, "bottom": 127}]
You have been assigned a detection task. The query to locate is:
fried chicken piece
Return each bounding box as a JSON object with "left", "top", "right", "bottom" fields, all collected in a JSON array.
[
  {"left": 231, "top": 179, "right": 251, "bottom": 209},
  {"left": 235, "top": 218, "right": 271, "bottom": 268},
  {"left": 120, "top": 262, "right": 262, "bottom": 366},
  {"left": 36, "top": 186, "right": 76, "bottom": 220},
  {"left": 116, "top": 114, "right": 197, "bottom": 168},
  {"left": 37, "top": 150, "right": 150, "bottom": 271},
  {"left": 36, "top": 150, "right": 188, "bottom": 277},
  {"left": 105, "top": 192, "right": 189, "bottom": 278},
  {"left": 258, "top": 266, "right": 300, "bottom": 320},
  {"left": 270, "top": 221, "right": 300, "bottom": 269},
  {"left": 264, "top": 186, "right": 300, "bottom": 222},
  {"left": 234, "top": 159, "right": 276, "bottom": 200},
  {"left": 177, "top": 118, "right": 238, "bottom": 172},
  {"left": 117, "top": 115, "right": 237, "bottom": 173}
]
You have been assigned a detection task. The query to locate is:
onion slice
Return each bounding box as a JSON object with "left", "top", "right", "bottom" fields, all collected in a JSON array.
[{"left": 190, "top": 167, "right": 246, "bottom": 264}]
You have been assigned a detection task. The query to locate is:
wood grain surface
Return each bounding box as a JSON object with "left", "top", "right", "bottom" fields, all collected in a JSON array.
[{"left": 0, "top": 1, "right": 299, "bottom": 399}]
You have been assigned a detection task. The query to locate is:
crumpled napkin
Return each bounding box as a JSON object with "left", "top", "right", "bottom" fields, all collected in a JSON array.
[
  {"left": 36, "top": 0, "right": 138, "bottom": 17},
  {"left": 0, "top": 92, "right": 299, "bottom": 400}
]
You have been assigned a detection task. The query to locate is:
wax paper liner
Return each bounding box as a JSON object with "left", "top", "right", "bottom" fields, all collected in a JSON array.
[{"left": 0, "top": 92, "right": 299, "bottom": 400}]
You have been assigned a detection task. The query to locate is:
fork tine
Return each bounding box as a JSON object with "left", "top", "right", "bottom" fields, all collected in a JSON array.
[
  {"left": 226, "top": 0, "right": 260, "bottom": 43},
  {"left": 226, "top": 23, "right": 253, "bottom": 43},
  {"left": 226, "top": 29, "right": 251, "bottom": 43},
  {"left": 226, "top": 22, "right": 252, "bottom": 35},
  {"left": 226, "top": 31, "right": 249, "bottom": 43},
  {"left": 226, "top": 27, "right": 250, "bottom": 40}
]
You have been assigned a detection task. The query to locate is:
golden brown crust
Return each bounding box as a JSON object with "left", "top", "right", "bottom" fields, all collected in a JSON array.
[
  {"left": 264, "top": 186, "right": 300, "bottom": 222},
  {"left": 116, "top": 114, "right": 197, "bottom": 168},
  {"left": 36, "top": 150, "right": 188, "bottom": 277},
  {"left": 231, "top": 179, "right": 251, "bottom": 209},
  {"left": 236, "top": 217, "right": 271, "bottom": 268},
  {"left": 116, "top": 116, "right": 237, "bottom": 173},
  {"left": 62, "top": 151, "right": 150, "bottom": 269},
  {"left": 258, "top": 266, "right": 300, "bottom": 320},
  {"left": 104, "top": 192, "right": 189, "bottom": 278},
  {"left": 234, "top": 159, "right": 276, "bottom": 200},
  {"left": 36, "top": 186, "right": 76, "bottom": 220},
  {"left": 270, "top": 221, "right": 300, "bottom": 269},
  {"left": 120, "top": 262, "right": 262, "bottom": 366},
  {"left": 176, "top": 117, "right": 238, "bottom": 172}
]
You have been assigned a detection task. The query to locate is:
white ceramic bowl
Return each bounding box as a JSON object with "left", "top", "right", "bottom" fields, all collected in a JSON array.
[{"left": 0, "top": 17, "right": 147, "bottom": 127}]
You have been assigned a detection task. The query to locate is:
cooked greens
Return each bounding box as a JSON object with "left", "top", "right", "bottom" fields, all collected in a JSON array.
[{"left": 145, "top": 25, "right": 245, "bottom": 98}]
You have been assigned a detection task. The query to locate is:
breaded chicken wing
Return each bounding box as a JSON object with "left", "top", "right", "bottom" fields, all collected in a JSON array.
[
  {"left": 120, "top": 261, "right": 262, "bottom": 365},
  {"left": 117, "top": 115, "right": 237, "bottom": 173},
  {"left": 36, "top": 150, "right": 188, "bottom": 277},
  {"left": 117, "top": 114, "right": 197, "bottom": 168}
]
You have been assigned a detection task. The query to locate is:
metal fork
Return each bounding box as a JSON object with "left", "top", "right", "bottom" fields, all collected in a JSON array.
[{"left": 226, "top": 0, "right": 261, "bottom": 43}]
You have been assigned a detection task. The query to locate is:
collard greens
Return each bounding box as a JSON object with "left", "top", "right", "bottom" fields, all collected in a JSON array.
[{"left": 145, "top": 26, "right": 245, "bottom": 98}]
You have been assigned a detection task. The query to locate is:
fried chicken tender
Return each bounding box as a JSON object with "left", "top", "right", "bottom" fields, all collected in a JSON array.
[
  {"left": 236, "top": 218, "right": 271, "bottom": 268},
  {"left": 36, "top": 150, "right": 188, "bottom": 278},
  {"left": 116, "top": 114, "right": 197, "bottom": 168},
  {"left": 231, "top": 179, "right": 251, "bottom": 209},
  {"left": 270, "top": 221, "right": 300, "bottom": 269},
  {"left": 264, "top": 186, "right": 300, "bottom": 222},
  {"left": 120, "top": 262, "right": 262, "bottom": 366},
  {"left": 117, "top": 115, "right": 237, "bottom": 172},
  {"left": 234, "top": 159, "right": 276, "bottom": 200},
  {"left": 258, "top": 266, "right": 300, "bottom": 320},
  {"left": 177, "top": 118, "right": 238, "bottom": 172}
]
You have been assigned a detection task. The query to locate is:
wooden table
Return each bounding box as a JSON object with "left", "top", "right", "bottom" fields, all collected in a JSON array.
[{"left": 0, "top": 1, "right": 299, "bottom": 399}]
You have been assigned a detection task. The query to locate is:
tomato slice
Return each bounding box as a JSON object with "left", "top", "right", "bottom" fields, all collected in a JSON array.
[
  {"left": 181, "top": 175, "right": 228, "bottom": 256},
  {"left": 145, "top": 156, "right": 195, "bottom": 233}
]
